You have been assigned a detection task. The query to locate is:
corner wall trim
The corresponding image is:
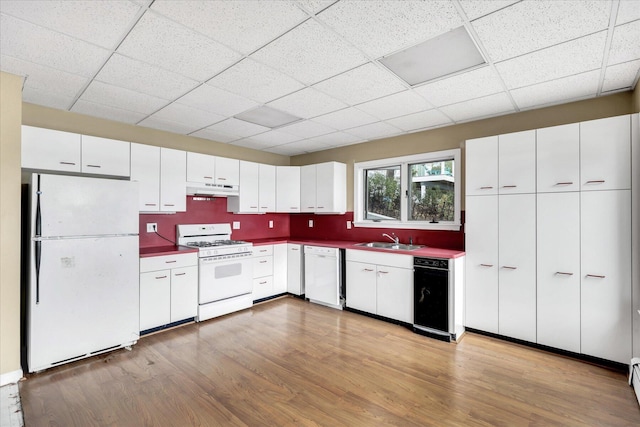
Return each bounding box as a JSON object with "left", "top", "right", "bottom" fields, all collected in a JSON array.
[{"left": 0, "top": 370, "right": 23, "bottom": 387}]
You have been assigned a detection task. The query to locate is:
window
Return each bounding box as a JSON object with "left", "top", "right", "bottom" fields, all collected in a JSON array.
[{"left": 354, "top": 149, "right": 461, "bottom": 230}]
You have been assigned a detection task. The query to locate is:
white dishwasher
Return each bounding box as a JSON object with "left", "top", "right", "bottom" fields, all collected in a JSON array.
[{"left": 304, "top": 245, "right": 343, "bottom": 310}]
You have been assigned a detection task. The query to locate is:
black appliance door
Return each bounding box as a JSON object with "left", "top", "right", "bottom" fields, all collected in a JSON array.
[{"left": 414, "top": 266, "right": 449, "bottom": 332}]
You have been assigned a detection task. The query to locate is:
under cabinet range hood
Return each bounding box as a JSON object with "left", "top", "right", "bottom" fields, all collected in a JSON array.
[{"left": 186, "top": 181, "right": 239, "bottom": 197}]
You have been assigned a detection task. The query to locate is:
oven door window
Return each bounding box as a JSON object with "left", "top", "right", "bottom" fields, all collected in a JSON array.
[
  {"left": 215, "top": 263, "right": 242, "bottom": 279},
  {"left": 199, "top": 258, "right": 252, "bottom": 303}
]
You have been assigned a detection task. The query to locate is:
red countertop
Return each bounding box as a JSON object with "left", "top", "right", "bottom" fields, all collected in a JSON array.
[{"left": 139, "top": 245, "right": 199, "bottom": 258}]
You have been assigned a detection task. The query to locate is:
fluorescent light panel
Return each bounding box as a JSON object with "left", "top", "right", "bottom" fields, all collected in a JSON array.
[
  {"left": 234, "top": 105, "right": 302, "bottom": 128},
  {"left": 380, "top": 26, "right": 485, "bottom": 86}
]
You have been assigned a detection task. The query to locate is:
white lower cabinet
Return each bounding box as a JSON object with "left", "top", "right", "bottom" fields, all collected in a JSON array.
[
  {"left": 346, "top": 250, "right": 413, "bottom": 323},
  {"left": 253, "top": 245, "right": 274, "bottom": 301},
  {"left": 287, "top": 244, "right": 304, "bottom": 295},
  {"left": 580, "top": 190, "right": 632, "bottom": 364},
  {"left": 139, "top": 253, "right": 198, "bottom": 332}
]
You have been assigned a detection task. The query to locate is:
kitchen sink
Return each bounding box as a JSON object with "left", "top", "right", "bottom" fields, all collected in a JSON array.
[{"left": 355, "top": 242, "right": 425, "bottom": 251}]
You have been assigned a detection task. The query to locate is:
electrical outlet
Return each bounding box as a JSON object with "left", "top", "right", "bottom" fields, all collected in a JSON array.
[
  {"left": 269, "top": 220, "right": 274, "bottom": 229},
  {"left": 233, "top": 221, "right": 240, "bottom": 230},
  {"left": 308, "top": 219, "right": 314, "bottom": 228},
  {"left": 146, "top": 223, "right": 157, "bottom": 233},
  {"left": 346, "top": 221, "right": 352, "bottom": 230}
]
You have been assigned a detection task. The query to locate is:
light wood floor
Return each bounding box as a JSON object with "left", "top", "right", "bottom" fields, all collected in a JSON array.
[{"left": 20, "top": 297, "right": 640, "bottom": 426}]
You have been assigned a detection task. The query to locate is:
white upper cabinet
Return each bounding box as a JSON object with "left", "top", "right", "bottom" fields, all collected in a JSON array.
[
  {"left": 130, "top": 143, "right": 160, "bottom": 211},
  {"left": 276, "top": 166, "right": 300, "bottom": 213},
  {"left": 81, "top": 135, "right": 130, "bottom": 177},
  {"left": 22, "top": 125, "right": 81, "bottom": 173},
  {"left": 316, "top": 162, "right": 347, "bottom": 214},
  {"left": 258, "top": 164, "right": 276, "bottom": 212},
  {"left": 215, "top": 157, "right": 240, "bottom": 187},
  {"left": 580, "top": 115, "right": 631, "bottom": 191},
  {"left": 465, "top": 135, "right": 498, "bottom": 195},
  {"left": 498, "top": 130, "right": 536, "bottom": 194},
  {"left": 228, "top": 161, "right": 259, "bottom": 214},
  {"left": 186, "top": 152, "right": 215, "bottom": 184},
  {"left": 536, "top": 123, "right": 580, "bottom": 193},
  {"left": 160, "top": 148, "right": 186, "bottom": 212},
  {"left": 300, "top": 165, "right": 317, "bottom": 213}
]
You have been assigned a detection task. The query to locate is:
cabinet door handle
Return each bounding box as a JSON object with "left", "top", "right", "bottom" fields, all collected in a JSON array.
[
  {"left": 260, "top": 206, "right": 268, "bottom": 209},
  {"left": 218, "top": 177, "right": 227, "bottom": 181},
  {"left": 250, "top": 206, "right": 258, "bottom": 209},
  {"left": 554, "top": 181, "right": 573, "bottom": 186},
  {"left": 501, "top": 185, "right": 517, "bottom": 188},
  {"left": 259, "top": 260, "right": 267, "bottom": 263},
  {"left": 585, "top": 180, "right": 605, "bottom": 184},
  {"left": 291, "top": 248, "right": 299, "bottom": 251},
  {"left": 555, "top": 271, "right": 573, "bottom": 276},
  {"left": 317, "top": 206, "right": 324, "bottom": 209},
  {"left": 586, "top": 274, "right": 605, "bottom": 279},
  {"left": 204, "top": 176, "right": 213, "bottom": 179},
  {"left": 174, "top": 272, "right": 186, "bottom": 276},
  {"left": 86, "top": 164, "right": 101, "bottom": 168},
  {"left": 155, "top": 275, "right": 167, "bottom": 280},
  {"left": 144, "top": 203, "right": 157, "bottom": 206},
  {"left": 480, "top": 186, "right": 494, "bottom": 190},
  {"left": 363, "top": 268, "right": 374, "bottom": 272},
  {"left": 378, "top": 270, "right": 389, "bottom": 274},
  {"left": 290, "top": 207, "right": 298, "bottom": 210},
  {"left": 259, "top": 281, "right": 267, "bottom": 285},
  {"left": 479, "top": 264, "right": 493, "bottom": 267},
  {"left": 59, "top": 161, "right": 76, "bottom": 165},
  {"left": 165, "top": 260, "right": 177, "bottom": 264},
  {"left": 501, "top": 266, "right": 517, "bottom": 270},
  {"left": 307, "top": 206, "right": 315, "bottom": 209},
  {"left": 164, "top": 204, "right": 175, "bottom": 207}
]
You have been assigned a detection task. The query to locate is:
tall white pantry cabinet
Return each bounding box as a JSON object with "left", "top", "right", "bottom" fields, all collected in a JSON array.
[{"left": 465, "top": 113, "right": 638, "bottom": 365}]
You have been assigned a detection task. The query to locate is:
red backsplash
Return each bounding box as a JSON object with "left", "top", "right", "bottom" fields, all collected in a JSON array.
[
  {"left": 139, "top": 196, "right": 290, "bottom": 248},
  {"left": 140, "top": 196, "right": 464, "bottom": 251}
]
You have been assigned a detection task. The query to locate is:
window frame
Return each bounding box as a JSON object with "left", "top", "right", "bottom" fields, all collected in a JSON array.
[{"left": 353, "top": 149, "right": 461, "bottom": 231}]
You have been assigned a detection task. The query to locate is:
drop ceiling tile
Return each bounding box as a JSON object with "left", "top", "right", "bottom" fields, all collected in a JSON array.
[
  {"left": 355, "top": 90, "right": 431, "bottom": 120},
  {"left": 304, "top": 131, "right": 363, "bottom": 146},
  {"left": 207, "top": 118, "right": 270, "bottom": 138},
  {"left": 317, "top": 0, "right": 462, "bottom": 58},
  {"left": 602, "top": 60, "right": 640, "bottom": 92},
  {"left": 137, "top": 116, "right": 197, "bottom": 135},
  {"left": 207, "top": 58, "right": 305, "bottom": 103},
  {"left": 240, "top": 130, "right": 301, "bottom": 146},
  {"left": 0, "top": 55, "right": 87, "bottom": 99},
  {"left": 176, "top": 83, "right": 259, "bottom": 117},
  {"left": 458, "top": 0, "right": 519, "bottom": 21},
  {"left": 278, "top": 120, "right": 336, "bottom": 138},
  {"left": 190, "top": 127, "right": 240, "bottom": 144},
  {"left": 616, "top": 0, "right": 640, "bottom": 25},
  {"left": 265, "top": 139, "right": 333, "bottom": 155},
  {"left": 251, "top": 19, "right": 369, "bottom": 85},
  {"left": 312, "top": 107, "right": 379, "bottom": 130},
  {"left": 22, "top": 86, "right": 73, "bottom": 110},
  {"left": 267, "top": 87, "right": 347, "bottom": 119},
  {"left": 150, "top": 102, "right": 225, "bottom": 130},
  {"left": 71, "top": 99, "right": 147, "bottom": 124},
  {"left": 96, "top": 54, "right": 198, "bottom": 99},
  {"left": 386, "top": 110, "right": 452, "bottom": 132},
  {"left": 232, "top": 138, "right": 279, "bottom": 151},
  {"left": 313, "top": 63, "right": 406, "bottom": 105},
  {"left": 414, "top": 66, "right": 504, "bottom": 107},
  {"left": 117, "top": 12, "right": 242, "bottom": 81},
  {"left": 511, "top": 70, "right": 600, "bottom": 110},
  {"left": 150, "top": 0, "right": 307, "bottom": 55},
  {"left": 79, "top": 81, "right": 168, "bottom": 115},
  {"left": 472, "top": 1, "right": 610, "bottom": 62},
  {"left": 0, "top": 14, "right": 111, "bottom": 76},
  {"left": 495, "top": 31, "right": 607, "bottom": 89},
  {"left": 345, "top": 122, "right": 403, "bottom": 140},
  {"left": 439, "top": 92, "right": 514, "bottom": 122},
  {"left": 0, "top": 0, "right": 141, "bottom": 49},
  {"left": 608, "top": 20, "right": 640, "bottom": 65}
]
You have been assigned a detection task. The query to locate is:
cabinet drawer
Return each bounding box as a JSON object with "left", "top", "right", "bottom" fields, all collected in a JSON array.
[
  {"left": 253, "top": 245, "right": 273, "bottom": 256},
  {"left": 140, "top": 253, "right": 198, "bottom": 272},
  {"left": 253, "top": 276, "right": 273, "bottom": 300},
  {"left": 253, "top": 255, "right": 273, "bottom": 278},
  {"left": 346, "top": 249, "right": 413, "bottom": 269}
]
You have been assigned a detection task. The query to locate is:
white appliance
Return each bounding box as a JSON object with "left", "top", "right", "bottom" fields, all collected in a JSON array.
[
  {"left": 176, "top": 224, "right": 253, "bottom": 321},
  {"left": 304, "top": 245, "right": 343, "bottom": 310},
  {"left": 26, "top": 173, "right": 139, "bottom": 373}
]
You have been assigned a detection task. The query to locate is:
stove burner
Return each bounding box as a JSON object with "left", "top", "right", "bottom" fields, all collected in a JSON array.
[{"left": 186, "top": 240, "right": 249, "bottom": 248}]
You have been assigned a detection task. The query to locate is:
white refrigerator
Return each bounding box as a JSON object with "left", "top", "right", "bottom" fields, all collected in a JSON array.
[{"left": 26, "top": 173, "right": 140, "bottom": 373}]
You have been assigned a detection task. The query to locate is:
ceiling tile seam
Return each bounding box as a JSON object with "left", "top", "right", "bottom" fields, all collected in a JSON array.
[
  {"left": 596, "top": 0, "right": 620, "bottom": 96},
  {"left": 294, "top": 0, "right": 339, "bottom": 17},
  {"left": 467, "top": 0, "right": 523, "bottom": 22},
  {"left": 450, "top": 0, "right": 519, "bottom": 113},
  {"left": 67, "top": 5, "right": 153, "bottom": 111}
]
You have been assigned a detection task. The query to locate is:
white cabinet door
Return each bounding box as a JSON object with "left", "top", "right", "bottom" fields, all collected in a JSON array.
[
  {"left": 498, "top": 130, "right": 536, "bottom": 194},
  {"left": 346, "top": 261, "right": 377, "bottom": 314},
  {"left": 130, "top": 143, "right": 160, "bottom": 211},
  {"left": 316, "top": 161, "right": 347, "bottom": 214},
  {"left": 287, "top": 244, "right": 303, "bottom": 295},
  {"left": 581, "top": 190, "right": 632, "bottom": 363},
  {"left": 22, "top": 125, "right": 81, "bottom": 172},
  {"left": 580, "top": 115, "right": 631, "bottom": 191},
  {"left": 140, "top": 271, "right": 171, "bottom": 331},
  {"left": 300, "top": 164, "right": 316, "bottom": 213},
  {"left": 376, "top": 266, "right": 413, "bottom": 323},
  {"left": 498, "top": 194, "right": 536, "bottom": 343},
  {"left": 160, "top": 148, "right": 186, "bottom": 212},
  {"left": 537, "top": 192, "right": 581, "bottom": 353},
  {"left": 81, "top": 135, "right": 130, "bottom": 177},
  {"left": 253, "top": 276, "right": 274, "bottom": 300},
  {"left": 259, "top": 164, "right": 276, "bottom": 212},
  {"left": 276, "top": 166, "right": 301, "bottom": 212},
  {"left": 215, "top": 157, "right": 240, "bottom": 187},
  {"left": 229, "top": 161, "right": 259, "bottom": 213},
  {"left": 536, "top": 123, "right": 580, "bottom": 193},
  {"left": 170, "top": 265, "right": 198, "bottom": 323},
  {"left": 186, "top": 152, "right": 215, "bottom": 184},
  {"left": 464, "top": 195, "right": 499, "bottom": 333},
  {"left": 273, "top": 244, "right": 288, "bottom": 295},
  {"left": 465, "top": 136, "right": 498, "bottom": 195}
]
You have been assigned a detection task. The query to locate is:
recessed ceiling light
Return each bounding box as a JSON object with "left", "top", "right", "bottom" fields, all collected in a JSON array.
[
  {"left": 234, "top": 105, "right": 302, "bottom": 128},
  {"left": 380, "top": 26, "right": 486, "bottom": 86}
]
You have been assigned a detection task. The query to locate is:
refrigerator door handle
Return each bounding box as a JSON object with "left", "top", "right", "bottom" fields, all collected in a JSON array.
[
  {"left": 35, "top": 240, "right": 41, "bottom": 304},
  {"left": 35, "top": 174, "right": 42, "bottom": 236}
]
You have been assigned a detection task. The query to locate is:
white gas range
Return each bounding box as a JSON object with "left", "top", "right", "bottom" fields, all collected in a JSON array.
[{"left": 177, "top": 224, "right": 253, "bottom": 321}]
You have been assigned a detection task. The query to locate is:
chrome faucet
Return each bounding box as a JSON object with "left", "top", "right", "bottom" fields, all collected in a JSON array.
[{"left": 382, "top": 233, "right": 399, "bottom": 245}]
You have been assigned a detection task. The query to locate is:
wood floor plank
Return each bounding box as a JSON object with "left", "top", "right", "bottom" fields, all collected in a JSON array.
[{"left": 19, "top": 297, "right": 640, "bottom": 426}]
